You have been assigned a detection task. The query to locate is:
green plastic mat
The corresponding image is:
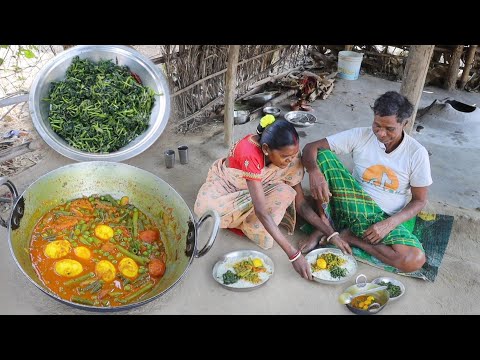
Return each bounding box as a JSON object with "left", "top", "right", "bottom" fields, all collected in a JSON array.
[{"left": 300, "top": 211, "right": 454, "bottom": 282}]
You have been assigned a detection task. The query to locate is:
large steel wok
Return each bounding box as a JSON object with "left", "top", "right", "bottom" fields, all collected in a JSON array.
[{"left": 0, "top": 162, "right": 220, "bottom": 311}]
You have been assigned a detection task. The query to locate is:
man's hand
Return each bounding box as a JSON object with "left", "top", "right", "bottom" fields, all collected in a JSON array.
[
  {"left": 363, "top": 219, "right": 395, "bottom": 244},
  {"left": 309, "top": 170, "right": 332, "bottom": 202},
  {"left": 330, "top": 235, "right": 352, "bottom": 255}
]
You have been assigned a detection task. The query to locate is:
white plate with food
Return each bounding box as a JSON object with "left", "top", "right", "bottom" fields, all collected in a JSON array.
[
  {"left": 371, "top": 276, "right": 405, "bottom": 301},
  {"left": 212, "top": 250, "right": 274, "bottom": 291},
  {"left": 305, "top": 248, "right": 357, "bottom": 285}
]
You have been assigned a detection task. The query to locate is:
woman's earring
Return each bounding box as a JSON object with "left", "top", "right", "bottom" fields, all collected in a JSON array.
[{"left": 265, "top": 152, "right": 268, "bottom": 156}]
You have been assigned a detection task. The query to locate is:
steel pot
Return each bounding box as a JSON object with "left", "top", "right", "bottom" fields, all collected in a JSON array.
[
  {"left": 29, "top": 45, "right": 171, "bottom": 162},
  {"left": 0, "top": 162, "right": 220, "bottom": 311},
  {"left": 343, "top": 274, "right": 390, "bottom": 315}
]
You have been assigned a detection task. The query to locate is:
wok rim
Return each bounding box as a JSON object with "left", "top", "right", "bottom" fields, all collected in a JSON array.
[{"left": 7, "top": 161, "right": 197, "bottom": 312}]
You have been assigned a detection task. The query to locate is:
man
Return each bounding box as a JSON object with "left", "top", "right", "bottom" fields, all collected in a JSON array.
[{"left": 301, "top": 91, "right": 432, "bottom": 273}]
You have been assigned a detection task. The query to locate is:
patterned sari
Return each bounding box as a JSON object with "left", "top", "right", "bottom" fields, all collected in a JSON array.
[{"left": 194, "top": 153, "right": 304, "bottom": 249}]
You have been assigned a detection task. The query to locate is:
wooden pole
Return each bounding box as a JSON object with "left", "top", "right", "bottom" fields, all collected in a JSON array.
[
  {"left": 344, "top": 45, "right": 353, "bottom": 51},
  {"left": 459, "top": 45, "right": 478, "bottom": 90},
  {"left": 445, "top": 45, "right": 464, "bottom": 90},
  {"left": 400, "top": 45, "right": 435, "bottom": 134},
  {"left": 224, "top": 45, "right": 240, "bottom": 147}
]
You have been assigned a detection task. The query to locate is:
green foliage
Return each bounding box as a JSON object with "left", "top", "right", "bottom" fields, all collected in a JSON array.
[
  {"left": 44, "top": 56, "right": 156, "bottom": 153},
  {"left": 0, "top": 45, "right": 38, "bottom": 72}
]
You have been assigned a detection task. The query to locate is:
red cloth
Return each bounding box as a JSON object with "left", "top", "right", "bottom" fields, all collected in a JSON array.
[
  {"left": 228, "top": 135, "right": 265, "bottom": 181},
  {"left": 228, "top": 228, "right": 246, "bottom": 237}
]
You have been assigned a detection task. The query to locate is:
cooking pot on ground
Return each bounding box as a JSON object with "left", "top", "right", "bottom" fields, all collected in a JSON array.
[
  {"left": 0, "top": 162, "right": 220, "bottom": 311},
  {"left": 342, "top": 274, "right": 390, "bottom": 315}
]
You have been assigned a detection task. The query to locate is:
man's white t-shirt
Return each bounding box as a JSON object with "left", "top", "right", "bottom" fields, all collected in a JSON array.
[{"left": 326, "top": 127, "right": 432, "bottom": 215}]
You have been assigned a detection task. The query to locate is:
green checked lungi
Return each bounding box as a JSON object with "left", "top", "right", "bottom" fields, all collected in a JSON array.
[{"left": 317, "top": 150, "right": 424, "bottom": 251}]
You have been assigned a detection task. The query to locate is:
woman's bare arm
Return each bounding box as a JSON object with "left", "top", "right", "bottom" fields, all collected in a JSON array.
[{"left": 247, "top": 180, "right": 312, "bottom": 280}]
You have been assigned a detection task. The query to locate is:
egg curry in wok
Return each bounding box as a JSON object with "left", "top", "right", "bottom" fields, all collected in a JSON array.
[{"left": 30, "top": 195, "right": 167, "bottom": 307}]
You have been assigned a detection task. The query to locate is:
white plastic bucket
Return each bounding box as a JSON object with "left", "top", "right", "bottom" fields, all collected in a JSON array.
[{"left": 337, "top": 51, "right": 364, "bottom": 80}]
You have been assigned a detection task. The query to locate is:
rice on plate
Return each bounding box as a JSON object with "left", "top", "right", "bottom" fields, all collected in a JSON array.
[
  {"left": 305, "top": 248, "right": 357, "bottom": 284},
  {"left": 212, "top": 250, "right": 274, "bottom": 291}
]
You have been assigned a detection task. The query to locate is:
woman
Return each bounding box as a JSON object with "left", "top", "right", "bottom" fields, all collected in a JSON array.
[{"left": 194, "top": 116, "right": 313, "bottom": 279}]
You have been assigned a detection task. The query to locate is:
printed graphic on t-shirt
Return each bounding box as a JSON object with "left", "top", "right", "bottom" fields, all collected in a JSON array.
[{"left": 362, "top": 165, "right": 399, "bottom": 193}]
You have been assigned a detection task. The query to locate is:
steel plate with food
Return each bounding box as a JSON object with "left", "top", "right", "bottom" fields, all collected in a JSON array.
[
  {"left": 212, "top": 250, "right": 274, "bottom": 291},
  {"left": 305, "top": 248, "right": 357, "bottom": 284}
]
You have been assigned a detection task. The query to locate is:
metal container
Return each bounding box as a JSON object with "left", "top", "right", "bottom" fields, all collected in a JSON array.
[
  {"left": 0, "top": 162, "right": 220, "bottom": 311},
  {"left": 284, "top": 111, "right": 317, "bottom": 127},
  {"left": 234, "top": 110, "right": 250, "bottom": 125},
  {"left": 263, "top": 106, "right": 281, "bottom": 117},
  {"left": 212, "top": 250, "right": 274, "bottom": 291},
  {"left": 29, "top": 45, "right": 171, "bottom": 162},
  {"left": 343, "top": 274, "right": 390, "bottom": 315},
  {"left": 305, "top": 248, "right": 357, "bottom": 285}
]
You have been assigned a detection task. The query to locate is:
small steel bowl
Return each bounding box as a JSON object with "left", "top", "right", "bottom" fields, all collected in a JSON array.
[
  {"left": 284, "top": 111, "right": 317, "bottom": 127},
  {"left": 234, "top": 110, "right": 250, "bottom": 125},
  {"left": 212, "top": 249, "right": 274, "bottom": 292},
  {"left": 263, "top": 106, "right": 281, "bottom": 117},
  {"left": 372, "top": 276, "right": 406, "bottom": 301}
]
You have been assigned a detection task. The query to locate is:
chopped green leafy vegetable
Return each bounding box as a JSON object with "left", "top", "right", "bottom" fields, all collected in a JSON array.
[
  {"left": 378, "top": 281, "right": 402, "bottom": 297},
  {"left": 222, "top": 270, "right": 239, "bottom": 285},
  {"left": 329, "top": 265, "right": 348, "bottom": 279},
  {"left": 44, "top": 56, "right": 156, "bottom": 153}
]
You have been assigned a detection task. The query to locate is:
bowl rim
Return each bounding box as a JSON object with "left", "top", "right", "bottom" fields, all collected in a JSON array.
[{"left": 29, "top": 45, "right": 171, "bottom": 162}]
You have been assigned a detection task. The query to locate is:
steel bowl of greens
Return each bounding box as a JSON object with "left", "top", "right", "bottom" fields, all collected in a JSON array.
[{"left": 29, "top": 45, "right": 171, "bottom": 162}]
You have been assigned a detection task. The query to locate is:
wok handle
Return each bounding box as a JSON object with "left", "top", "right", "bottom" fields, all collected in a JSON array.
[
  {"left": 0, "top": 177, "right": 19, "bottom": 228},
  {"left": 194, "top": 210, "right": 220, "bottom": 258}
]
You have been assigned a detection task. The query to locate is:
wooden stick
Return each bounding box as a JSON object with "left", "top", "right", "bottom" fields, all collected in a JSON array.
[
  {"left": 400, "top": 45, "right": 435, "bottom": 134},
  {"left": 174, "top": 47, "right": 295, "bottom": 128},
  {"left": 445, "top": 45, "right": 464, "bottom": 90},
  {"left": 224, "top": 45, "right": 240, "bottom": 147},
  {"left": 171, "top": 46, "right": 288, "bottom": 98},
  {"left": 459, "top": 45, "right": 478, "bottom": 90},
  {"left": 0, "top": 140, "right": 42, "bottom": 163},
  {"left": 174, "top": 96, "right": 224, "bottom": 128}
]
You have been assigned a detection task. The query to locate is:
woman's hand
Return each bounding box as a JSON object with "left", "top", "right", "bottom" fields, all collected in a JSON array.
[
  {"left": 292, "top": 255, "right": 313, "bottom": 280},
  {"left": 309, "top": 170, "right": 332, "bottom": 203},
  {"left": 363, "top": 219, "right": 394, "bottom": 244},
  {"left": 330, "top": 234, "right": 352, "bottom": 255}
]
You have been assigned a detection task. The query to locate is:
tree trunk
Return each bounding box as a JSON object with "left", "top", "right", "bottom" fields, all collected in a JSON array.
[
  {"left": 459, "top": 45, "right": 478, "bottom": 90},
  {"left": 400, "top": 45, "right": 435, "bottom": 134},
  {"left": 445, "top": 45, "right": 464, "bottom": 90},
  {"left": 224, "top": 45, "right": 240, "bottom": 147}
]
